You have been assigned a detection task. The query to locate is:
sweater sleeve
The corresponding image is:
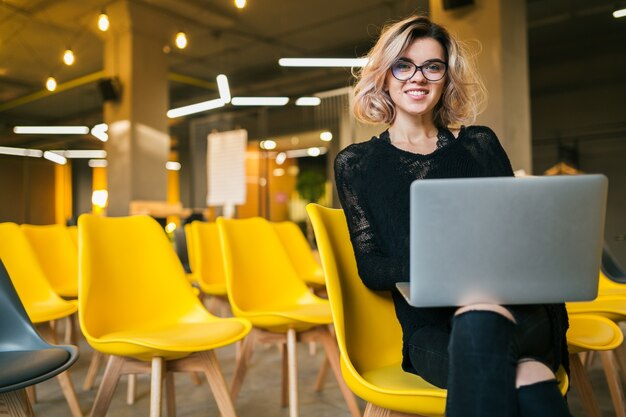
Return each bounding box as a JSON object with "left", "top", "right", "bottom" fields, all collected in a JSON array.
[
  {"left": 334, "top": 145, "right": 408, "bottom": 291},
  {"left": 473, "top": 126, "right": 515, "bottom": 177}
]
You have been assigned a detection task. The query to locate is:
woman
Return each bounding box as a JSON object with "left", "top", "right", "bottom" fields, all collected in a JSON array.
[{"left": 334, "top": 15, "right": 571, "bottom": 417}]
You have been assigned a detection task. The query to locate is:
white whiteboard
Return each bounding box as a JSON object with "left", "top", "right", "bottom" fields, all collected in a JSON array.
[{"left": 206, "top": 129, "right": 247, "bottom": 206}]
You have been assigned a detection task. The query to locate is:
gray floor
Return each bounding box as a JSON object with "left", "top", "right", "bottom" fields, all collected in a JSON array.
[{"left": 31, "top": 323, "right": 620, "bottom": 417}]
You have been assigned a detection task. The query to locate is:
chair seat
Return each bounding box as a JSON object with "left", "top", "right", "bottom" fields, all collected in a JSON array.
[
  {"left": 89, "top": 319, "right": 251, "bottom": 360},
  {"left": 55, "top": 284, "right": 78, "bottom": 299},
  {"left": 0, "top": 349, "right": 70, "bottom": 392},
  {"left": 28, "top": 299, "right": 78, "bottom": 324},
  {"left": 198, "top": 282, "right": 227, "bottom": 296},
  {"left": 239, "top": 301, "right": 333, "bottom": 332},
  {"left": 567, "top": 314, "right": 623, "bottom": 353},
  {"left": 567, "top": 297, "right": 626, "bottom": 322},
  {"left": 348, "top": 361, "right": 446, "bottom": 416},
  {"left": 303, "top": 269, "right": 326, "bottom": 287}
]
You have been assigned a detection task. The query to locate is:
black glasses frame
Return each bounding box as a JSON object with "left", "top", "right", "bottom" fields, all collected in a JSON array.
[{"left": 390, "top": 59, "right": 448, "bottom": 82}]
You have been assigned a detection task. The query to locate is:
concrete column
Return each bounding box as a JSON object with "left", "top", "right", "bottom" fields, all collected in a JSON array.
[
  {"left": 430, "top": 0, "right": 532, "bottom": 173},
  {"left": 102, "top": 0, "right": 170, "bottom": 216}
]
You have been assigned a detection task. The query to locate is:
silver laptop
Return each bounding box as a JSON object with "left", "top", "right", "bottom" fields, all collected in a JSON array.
[{"left": 396, "top": 175, "right": 608, "bottom": 307}]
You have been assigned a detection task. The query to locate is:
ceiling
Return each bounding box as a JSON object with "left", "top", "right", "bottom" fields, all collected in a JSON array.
[{"left": 0, "top": 0, "right": 624, "bottom": 152}]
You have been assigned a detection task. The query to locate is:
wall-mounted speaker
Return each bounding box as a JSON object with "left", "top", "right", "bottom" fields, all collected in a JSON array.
[
  {"left": 98, "top": 77, "right": 121, "bottom": 102},
  {"left": 443, "top": 0, "right": 474, "bottom": 10}
]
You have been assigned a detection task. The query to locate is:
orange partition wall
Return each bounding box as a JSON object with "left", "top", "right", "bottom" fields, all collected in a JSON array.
[
  {"left": 54, "top": 162, "right": 73, "bottom": 225},
  {"left": 236, "top": 146, "right": 296, "bottom": 221},
  {"left": 91, "top": 166, "right": 107, "bottom": 216},
  {"left": 167, "top": 150, "right": 181, "bottom": 227}
]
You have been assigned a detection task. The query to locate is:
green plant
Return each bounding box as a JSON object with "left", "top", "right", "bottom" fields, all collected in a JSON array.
[{"left": 295, "top": 169, "right": 325, "bottom": 203}]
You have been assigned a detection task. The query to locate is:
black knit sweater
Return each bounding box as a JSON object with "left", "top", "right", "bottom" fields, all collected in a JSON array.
[{"left": 334, "top": 125, "right": 569, "bottom": 374}]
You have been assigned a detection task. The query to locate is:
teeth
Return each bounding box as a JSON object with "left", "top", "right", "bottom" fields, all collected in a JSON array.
[{"left": 406, "top": 90, "right": 427, "bottom": 96}]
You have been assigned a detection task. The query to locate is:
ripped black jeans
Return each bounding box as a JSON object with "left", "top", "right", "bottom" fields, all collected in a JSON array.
[{"left": 407, "top": 305, "right": 571, "bottom": 417}]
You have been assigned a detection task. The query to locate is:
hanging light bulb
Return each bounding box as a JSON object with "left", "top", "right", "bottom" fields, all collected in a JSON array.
[
  {"left": 98, "top": 11, "right": 110, "bottom": 31},
  {"left": 175, "top": 31, "right": 187, "bottom": 49},
  {"left": 46, "top": 76, "right": 57, "bottom": 92},
  {"left": 63, "top": 49, "right": 75, "bottom": 66},
  {"left": 234, "top": 0, "right": 246, "bottom": 9}
]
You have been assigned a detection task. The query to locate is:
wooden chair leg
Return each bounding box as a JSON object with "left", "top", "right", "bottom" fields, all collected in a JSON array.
[
  {"left": 56, "top": 370, "right": 83, "bottom": 417},
  {"left": 165, "top": 372, "right": 176, "bottom": 417},
  {"left": 0, "top": 389, "right": 35, "bottom": 417},
  {"left": 314, "top": 355, "right": 329, "bottom": 391},
  {"left": 64, "top": 314, "right": 79, "bottom": 345},
  {"left": 281, "top": 342, "right": 288, "bottom": 407},
  {"left": 363, "top": 403, "right": 426, "bottom": 417},
  {"left": 90, "top": 355, "right": 125, "bottom": 417},
  {"left": 127, "top": 374, "right": 137, "bottom": 405},
  {"left": 190, "top": 372, "right": 202, "bottom": 385},
  {"left": 150, "top": 357, "right": 165, "bottom": 417},
  {"left": 317, "top": 328, "right": 362, "bottom": 417},
  {"left": 569, "top": 353, "right": 602, "bottom": 417},
  {"left": 24, "top": 387, "right": 35, "bottom": 404},
  {"left": 612, "top": 342, "right": 626, "bottom": 385},
  {"left": 230, "top": 331, "right": 256, "bottom": 400},
  {"left": 286, "top": 328, "right": 299, "bottom": 417},
  {"left": 199, "top": 351, "right": 237, "bottom": 417},
  {"left": 83, "top": 351, "right": 105, "bottom": 391},
  {"left": 600, "top": 351, "right": 626, "bottom": 417}
]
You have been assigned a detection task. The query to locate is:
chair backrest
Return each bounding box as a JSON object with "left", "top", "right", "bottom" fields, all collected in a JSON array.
[
  {"left": 0, "top": 259, "right": 78, "bottom": 393},
  {"left": 0, "top": 223, "right": 68, "bottom": 320},
  {"left": 67, "top": 225, "right": 78, "bottom": 248},
  {"left": 190, "top": 221, "right": 227, "bottom": 288},
  {"left": 306, "top": 204, "right": 403, "bottom": 372},
  {"left": 272, "top": 221, "right": 325, "bottom": 286},
  {"left": 21, "top": 224, "right": 79, "bottom": 298},
  {"left": 602, "top": 244, "right": 626, "bottom": 282},
  {"left": 0, "top": 259, "right": 44, "bottom": 351},
  {"left": 217, "top": 217, "right": 316, "bottom": 313},
  {"left": 185, "top": 223, "right": 197, "bottom": 273},
  {"left": 78, "top": 214, "right": 211, "bottom": 340}
]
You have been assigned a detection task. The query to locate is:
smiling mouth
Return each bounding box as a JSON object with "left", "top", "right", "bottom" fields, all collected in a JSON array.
[{"left": 406, "top": 90, "right": 428, "bottom": 97}]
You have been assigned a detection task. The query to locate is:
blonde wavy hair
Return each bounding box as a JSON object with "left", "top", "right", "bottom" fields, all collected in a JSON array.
[{"left": 352, "top": 15, "right": 486, "bottom": 128}]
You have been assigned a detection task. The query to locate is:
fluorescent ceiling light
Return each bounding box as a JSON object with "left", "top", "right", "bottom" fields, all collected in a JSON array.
[
  {"left": 259, "top": 140, "right": 277, "bottom": 150},
  {"left": 166, "top": 161, "right": 181, "bottom": 171},
  {"left": 278, "top": 58, "right": 368, "bottom": 67},
  {"left": 216, "top": 74, "right": 231, "bottom": 103},
  {"left": 295, "top": 97, "right": 321, "bottom": 106},
  {"left": 614, "top": 8, "right": 626, "bottom": 18},
  {"left": 88, "top": 159, "right": 108, "bottom": 168},
  {"left": 51, "top": 150, "right": 107, "bottom": 159},
  {"left": 91, "top": 123, "right": 108, "bottom": 142},
  {"left": 285, "top": 147, "right": 328, "bottom": 158},
  {"left": 43, "top": 151, "right": 67, "bottom": 165},
  {"left": 13, "top": 126, "right": 90, "bottom": 135},
  {"left": 167, "top": 98, "right": 226, "bottom": 118},
  {"left": 0, "top": 146, "right": 43, "bottom": 157},
  {"left": 231, "top": 97, "right": 289, "bottom": 106}
]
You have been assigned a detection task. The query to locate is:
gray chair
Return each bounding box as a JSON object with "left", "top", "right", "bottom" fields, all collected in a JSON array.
[
  {"left": 0, "top": 259, "right": 79, "bottom": 416},
  {"left": 602, "top": 244, "right": 626, "bottom": 283}
]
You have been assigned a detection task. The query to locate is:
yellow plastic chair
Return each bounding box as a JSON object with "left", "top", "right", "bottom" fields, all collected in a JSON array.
[
  {"left": 189, "top": 221, "right": 228, "bottom": 296},
  {"left": 217, "top": 216, "right": 361, "bottom": 417},
  {"left": 79, "top": 214, "right": 252, "bottom": 417},
  {"left": 0, "top": 222, "right": 82, "bottom": 417},
  {"left": 21, "top": 224, "right": 79, "bottom": 299},
  {"left": 567, "top": 313, "right": 624, "bottom": 417},
  {"left": 567, "top": 298, "right": 626, "bottom": 417},
  {"left": 67, "top": 225, "right": 78, "bottom": 248},
  {"left": 183, "top": 223, "right": 198, "bottom": 285},
  {"left": 306, "top": 204, "right": 568, "bottom": 417},
  {"left": 272, "top": 221, "right": 326, "bottom": 288}
]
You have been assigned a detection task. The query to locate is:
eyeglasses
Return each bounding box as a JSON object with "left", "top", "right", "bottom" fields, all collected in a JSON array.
[{"left": 390, "top": 59, "right": 448, "bottom": 82}]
